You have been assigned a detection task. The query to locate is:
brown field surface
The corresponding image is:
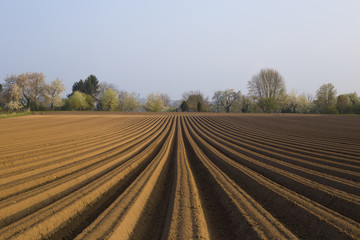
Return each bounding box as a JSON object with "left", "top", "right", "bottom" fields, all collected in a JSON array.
[{"left": 0, "top": 112, "right": 360, "bottom": 239}]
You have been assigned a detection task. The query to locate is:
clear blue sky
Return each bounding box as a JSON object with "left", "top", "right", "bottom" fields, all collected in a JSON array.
[{"left": 1, "top": 0, "right": 359, "bottom": 99}]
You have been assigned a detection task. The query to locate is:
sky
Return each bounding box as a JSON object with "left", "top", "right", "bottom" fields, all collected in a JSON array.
[{"left": 1, "top": 0, "right": 359, "bottom": 100}]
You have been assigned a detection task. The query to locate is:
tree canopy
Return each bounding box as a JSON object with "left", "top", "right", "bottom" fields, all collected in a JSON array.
[
  {"left": 248, "top": 68, "right": 286, "bottom": 112},
  {"left": 101, "top": 88, "right": 119, "bottom": 111},
  {"left": 44, "top": 78, "right": 66, "bottom": 110},
  {"left": 212, "top": 89, "right": 241, "bottom": 113},
  {"left": 68, "top": 91, "right": 92, "bottom": 110},
  {"left": 144, "top": 93, "right": 164, "bottom": 112},
  {"left": 314, "top": 83, "right": 337, "bottom": 113},
  {"left": 70, "top": 75, "right": 99, "bottom": 100},
  {"left": 118, "top": 91, "right": 140, "bottom": 112}
]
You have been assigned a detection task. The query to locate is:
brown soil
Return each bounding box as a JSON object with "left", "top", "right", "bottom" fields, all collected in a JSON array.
[{"left": 0, "top": 113, "right": 359, "bottom": 239}]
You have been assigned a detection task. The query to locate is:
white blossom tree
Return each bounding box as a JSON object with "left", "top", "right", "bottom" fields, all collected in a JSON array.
[
  {"left": 144, "top": 93, "right": 164, "bottom": 112},
  {"left": 44, "top": 78, "right": 65, "bottom": 110},
  {"left": 118, "top": 91, "right": 140, "bottom": 111}
]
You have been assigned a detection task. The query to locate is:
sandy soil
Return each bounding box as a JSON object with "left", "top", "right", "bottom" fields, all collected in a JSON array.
[{"left": 0, "top": 113, "right": 359, "bottom": 239}]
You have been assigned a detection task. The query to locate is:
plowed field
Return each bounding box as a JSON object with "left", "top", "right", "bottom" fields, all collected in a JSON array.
[{"left": 1, "top": 113, "right": 359, "bottom": 239}]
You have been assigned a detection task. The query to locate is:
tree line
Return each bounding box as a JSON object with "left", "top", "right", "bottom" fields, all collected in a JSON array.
[{"left": 0, "top": 69, "right": 359, "bottom": 114}]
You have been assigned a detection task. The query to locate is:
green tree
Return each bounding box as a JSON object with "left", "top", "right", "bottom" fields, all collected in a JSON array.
[
  {"left": 248, "top": 68, "right": 286, "bottom": 113},
  {"left": 70, "top": 75, "right": 99, "bottom": 100},
  {"left": 180, "top": 101, "right": 189, "bottom": 112},
  {"left": 336, "top": 93, "right": 360, "bottom": 114},
  {"left": 314, "top": 83, "right": 337, "bottom": 113},
  {"left": 101, "top": 88, "right": 119, "bottom": 111},
  {"left": 336, "top": 94, "right": 350, "bottom": 114},
  {"left": 84, "top": 75, "right": 99, "bottom": 99},
  {"left": 197, "top": 101, "right": 205, "bottom": 112},
  {"left": 97, "top": 82, "right": 119, "bottom": 110},
  {"left": 68, "top": 91, "right": 91, "bottom": 110},
  {"left": 258, "top": 97, "right": 277, "bottom": 113},
  {"left": 182, "top": 91, "right": 208, "bottom": 112}
]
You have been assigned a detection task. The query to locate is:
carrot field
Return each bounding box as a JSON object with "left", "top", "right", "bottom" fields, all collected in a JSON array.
[{"left": 0, "top": 113, "right": 359, "bottom": 239}]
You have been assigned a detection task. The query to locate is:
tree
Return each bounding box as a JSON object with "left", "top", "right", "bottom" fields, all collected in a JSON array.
[
  {"left": 5, "top": 84, "right": 23, "bottom": 111},
  {"left": 197, "top": 101, "right": 205, "bottom": 112},
  {"left": 348, "top": 93, "right": 360, "bottom": 114},
  {"left": 336, "top": 93, "right": 360, "bottom": 114},
  {"left": 118, "top": 91, "right": 140, "bottom": 111},
  {"left": 182, "top": 91, "right": 208, "bottom": 112},
  {"left": 44, "top": 78, "right": 65, "bottom": 110},
  {"left": 84, "top": 75, "right": 99, "bottom": 99},
  {"left": 144, "top": 93, "right": 164, "bottom": 112},
  {"left": 68, "top": 91, "right": 92, "bottom": 110},
  {"left": 70, "top": 80, "right": 85, "bottom": 96},
  {"left": 248, "top": 68, "right": 286, "bottom": 113},
  {"left": 4, "top": 72, "right": 47, "bottom": 111},
  {"left": 212, "top": 89, "right": 241, "bottom": 113},
  {"left": 295, "top": 94, "right": 313, "bottom": 113},
  {"left": 180, "top": 101, "right": 189, "bottom": 112},
  {"left": 97, "top": 82, "right": 119, "bottom": 110},
  {"left": 336, "top": 94, "right": 350, "bottom": 114},
  {"left": 69, "top": 75, "right": 99, "bottom": 100},
  {"left": 101, "top": 88, "right": 119, "bottom": 111},
  {"left": 0, "top": 83, "right": 4, "bottom": 109},
  {"left": 314, "top": 83, "right": 337, "bottom": 113},
  {"left": 160, "top": 93, "right": 171, "bottom": 107}
]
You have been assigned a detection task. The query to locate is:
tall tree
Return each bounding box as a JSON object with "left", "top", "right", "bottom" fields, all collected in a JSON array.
[
  {"left": 44, "top": 78, "right": 65, "bottom": 110},
  {"left": 69, "top": 75, "right": 99, "bottom": 100},
  {"left": 248, "top": 68, "right": 286, "bottom": 113},
  {"left": 314, "top": 83, "right": 337, "bottom": 113},
  {"left": 70, "top": 80, "right": 85, "bottom": 96},
  {"left": 84, "top": 75, "right": 99, "bottom": 99},
  {"left": 180, "top": 101, "right": 189, "bottom": 112}
]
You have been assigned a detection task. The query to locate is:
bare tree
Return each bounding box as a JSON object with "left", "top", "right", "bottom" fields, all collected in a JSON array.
[
  {"left": 98, "top": 82, "right": 119, "bottom": 98},
  {"left": 248, "top": 68, "right": 286, "bottom": 112},
  {"left": 212, "top": 89, "right": 241, "bottom": 113},
  {"left": 160, "top": 93, "right": 171, "bottom": 107}
]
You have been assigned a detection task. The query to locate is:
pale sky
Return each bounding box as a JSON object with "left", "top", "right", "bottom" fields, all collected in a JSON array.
[{"left": 1, "top": 0, "right": 359, "bottom": 99}]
